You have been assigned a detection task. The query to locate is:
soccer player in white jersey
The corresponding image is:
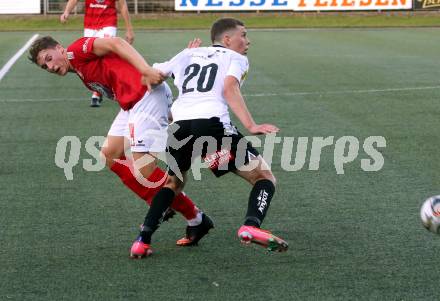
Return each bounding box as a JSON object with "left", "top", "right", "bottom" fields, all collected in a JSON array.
[{"left": 130, "top": 18, "right": 288, "bottom": 258}]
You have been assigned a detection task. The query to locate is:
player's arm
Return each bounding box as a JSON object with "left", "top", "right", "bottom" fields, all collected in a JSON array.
[
  {"left": 92, "top": 37, "right": 164, "bottom": 89},
  {"left": 118, "top": 0, "right": 134, "bottom": 44},
  {"left": 60, "top": 0, "right": 78, "bottom": 23},
  {"left": 154, "top": 40, "right": 201, "bottom": 78},
  {"left": 223, "top": 76, "right": 279, "bottom": 135},
  {"left": 154, "top": 48, "right": 190, "bottom": 79}
]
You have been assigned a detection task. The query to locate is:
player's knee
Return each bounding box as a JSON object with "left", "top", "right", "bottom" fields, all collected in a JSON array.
[
  {"left": 255, "top": 170, "right": 276, "bottom": 186},
  {"left": 264, "top": 172, "right": 276, "bottom": 186},
  {"left": 164, "top": 176, "right": 184, "bottom": 194},
  {"left": 100, "top": 148, "right": 114, "bottom": 167},
  {"left": 133, "top": 163, "right": 156, "bottom": 180}
]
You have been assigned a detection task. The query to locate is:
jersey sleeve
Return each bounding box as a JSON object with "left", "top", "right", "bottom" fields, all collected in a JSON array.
[
  {"left": 67, "top": 37, "right": 99, "bottom": 62},
  {"left": 226, "top": 54, "right": 249, "bottom": 86},
  {"left": 153, "top": 48, "right": 190, "bottom": 77}
]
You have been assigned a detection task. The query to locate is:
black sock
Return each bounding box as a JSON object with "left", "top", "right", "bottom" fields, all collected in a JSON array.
[
  {"left": 139, "top": 187, "right": 176, "bottom": 244},
  {"left": 244, "top": 179, "right": 275, "bottom": 228}
]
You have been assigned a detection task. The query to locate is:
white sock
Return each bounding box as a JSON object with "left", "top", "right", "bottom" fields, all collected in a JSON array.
[{"left": 187, "top": 211, "right": 203, "bottom": 226}]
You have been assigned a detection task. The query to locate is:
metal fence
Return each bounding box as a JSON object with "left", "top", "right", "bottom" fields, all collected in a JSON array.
[{"left": 43, "top": 0, "right": 174, "bottom": 14}]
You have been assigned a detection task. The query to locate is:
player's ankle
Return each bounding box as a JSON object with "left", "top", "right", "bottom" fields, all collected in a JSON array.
[
  {"left": 139, "top": 225, "right": 154, "bottom": 244},
  {"left": 243, "top": 216, "right": 261, "bottom": 228},
  {"left": 186, "top": 210, "right": 203, "bottom": 226}
]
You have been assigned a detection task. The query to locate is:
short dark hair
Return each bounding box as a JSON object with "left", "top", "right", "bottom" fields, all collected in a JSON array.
[
  {"left": 210, "top": 18, "right": 245, "bottom": 44},
  {"left": 28, "top": 36, "right": 60, "bottom": 64}
]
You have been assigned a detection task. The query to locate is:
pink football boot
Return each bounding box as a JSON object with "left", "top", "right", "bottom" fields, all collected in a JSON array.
[
  {"left": 238, "top": 225, "right": 288, "bottom": 252},
  {"left": 129, "top": 238, "right": 153, "bottom": 259}
]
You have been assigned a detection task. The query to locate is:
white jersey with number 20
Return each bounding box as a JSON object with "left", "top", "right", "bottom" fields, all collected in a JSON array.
[{"left": 154, "top": 46, "right": 249, "bottom": 124}]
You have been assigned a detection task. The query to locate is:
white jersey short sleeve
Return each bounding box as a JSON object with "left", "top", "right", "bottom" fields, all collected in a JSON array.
[
  {"left": 227, "top": 55, "right": 249, "bottom": 86},
  {"left": 153, "top": 49, "right": 191, "bottom": 78},
  {"left": 154, "top": 46, "right": 249, "bottom": 124}
]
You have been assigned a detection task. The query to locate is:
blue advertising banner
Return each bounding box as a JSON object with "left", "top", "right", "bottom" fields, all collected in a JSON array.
[
  {"left": 175, "top": 0, "right": 412, "bottom": 10},
  {"left": 176, "top": 0, "right": 291, "bottom": 11}
]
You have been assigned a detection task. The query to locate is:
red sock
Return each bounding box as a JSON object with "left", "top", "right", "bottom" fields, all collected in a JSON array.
[
  {"left": 171, "top": 192, "right": 197, "bottom": 220},
  {"left": 110, "top": 156, "right": 197, "bottom": 219}
]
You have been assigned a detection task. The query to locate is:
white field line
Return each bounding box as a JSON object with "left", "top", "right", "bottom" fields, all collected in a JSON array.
[
  {"left": 0, "top": 34, "right": 39, "bottom": 82},
  {"left": 0, "top": 85, "right": 439, "bottom": 103}
]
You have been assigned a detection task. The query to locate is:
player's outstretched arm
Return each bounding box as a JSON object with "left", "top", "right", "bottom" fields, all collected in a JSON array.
[
  {"left": 118, "top": 0, "right": 134, "bottom": 44},
  {"left": 60, "top": 0, "right": 78, "bottom": 23},
  {"left": 223, "top": 75, "right": 279, "bottom": 135},
  {"left": 92, "top": 37, "right": 164, "bottom": 89}
]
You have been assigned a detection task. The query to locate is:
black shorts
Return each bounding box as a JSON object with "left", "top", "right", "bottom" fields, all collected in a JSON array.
[{"left": 166, "top": 117, "right": 259, "bottom": 177}]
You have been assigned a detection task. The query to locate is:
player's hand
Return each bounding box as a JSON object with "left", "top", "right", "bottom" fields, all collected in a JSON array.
[
  {"left": 125, "top": 29, "right": 135, "bottom": 45},
  {"left": 60, "top": 12, "right": 69, "bottom": 23},
  {"left": 141, "top": 68, "right": 165, "bottom": 90},
  {"left": 187, "top": 38, "right": 202, "bottom": 49},
  {"left": 248, "top": 123, "right": 279, "bottom": 135}
]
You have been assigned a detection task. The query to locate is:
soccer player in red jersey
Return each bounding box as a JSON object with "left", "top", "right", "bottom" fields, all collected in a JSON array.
[
  {"left": 60, "top": 0, "right": 134, "bottom": 107},
  {"left": 28, "top": 36, "right": 213, "bottom": 257}
]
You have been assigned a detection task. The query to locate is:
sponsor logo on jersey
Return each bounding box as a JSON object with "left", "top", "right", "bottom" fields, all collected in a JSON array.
[
  {"left": 67, "top": 51, "right": 74, "bottom": 60},
  {"left": 90, "top": 3, "right": 107, "bottom": 9},
  {"left": 191, "top": 53, "right": 210, "bottom": 60},
  {"left": 82, "top": 38, "right": 91, "bottom": 53}
]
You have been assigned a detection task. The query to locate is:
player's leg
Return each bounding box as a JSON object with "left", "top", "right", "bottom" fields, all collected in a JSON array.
[
  {"left": 131, "top": 119, "right": 214, "bottom": 258},
  {"left": 130, "top": 172, "right": 186, "bottom": 258},
  {"left": 100, "top": 135, "right": 126, "bottom": 167},
  {"left": 107, "top": 147, "right": 199, "bottom": 221},
  {"left": 103, "top": 110, "right": 199, "bottom": 221},
  {"left": 132, "top": 171, "right": 213, "bottom": 256},
  {"left": 233, "top": 156, "right": 288, "bottom": 252},
  {"left": 156, "top": 173, "right": 214, "bottom": 247},
  {"left": 202, "top": 122, "right": 287, "bottom": 252},
  {"left": 125, "top": 83, "right": 201, "bottom": 222},
  {"left": 128, "top": 89, "right": 209, "bottom": 258}
]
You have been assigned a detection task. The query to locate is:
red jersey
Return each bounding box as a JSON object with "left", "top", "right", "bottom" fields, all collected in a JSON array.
[
  {"left": 67, "top": 37, "right": 148, "bottom": 110},
  {"left": 84, "top": 0, "right": 117, "bottom": 30}
]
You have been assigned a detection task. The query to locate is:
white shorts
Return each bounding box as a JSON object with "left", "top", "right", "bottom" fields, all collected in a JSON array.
[
  {"left": 84, "top": 26, "right": 117, "bottom": 38},
  {"left": 107, "top": 83, "right": 173, "bottom": 153}
]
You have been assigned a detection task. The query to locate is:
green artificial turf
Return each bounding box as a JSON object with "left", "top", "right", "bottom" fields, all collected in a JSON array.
[{"left": 1, "top": 28, "right": 440, "bottom": 300}]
